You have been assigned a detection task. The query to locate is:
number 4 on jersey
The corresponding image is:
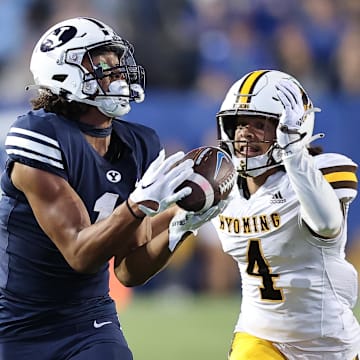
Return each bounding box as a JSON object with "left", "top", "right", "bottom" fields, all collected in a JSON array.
[{"left": 246, "top": 239, "right": 283, "bottom": 302}]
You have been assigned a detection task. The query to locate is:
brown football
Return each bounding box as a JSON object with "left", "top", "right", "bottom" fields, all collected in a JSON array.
[{"left": 175, "top": 146, "right": 236, "bottom": 212}]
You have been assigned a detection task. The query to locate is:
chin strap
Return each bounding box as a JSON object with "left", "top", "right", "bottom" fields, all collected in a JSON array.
[{"left": 234, "top": 144, "right": 283, "bottom": 178}]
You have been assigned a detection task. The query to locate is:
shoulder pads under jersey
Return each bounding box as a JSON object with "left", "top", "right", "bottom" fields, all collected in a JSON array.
[{"left": 313, "top": 153, "right": 358, "bottom": 202}]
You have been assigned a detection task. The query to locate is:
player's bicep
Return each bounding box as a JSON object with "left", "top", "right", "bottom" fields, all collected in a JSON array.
[{"left": 11, "top": 162, "right": 90, "bottom": 253}]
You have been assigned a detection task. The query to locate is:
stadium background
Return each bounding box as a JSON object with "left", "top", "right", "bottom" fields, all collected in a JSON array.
[{"left": 0, "top": 1, "right": 359, "bottom": 358}]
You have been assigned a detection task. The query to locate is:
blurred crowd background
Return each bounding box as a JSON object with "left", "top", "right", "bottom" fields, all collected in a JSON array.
[{"left": 1, "top": 0, "right": 360, "bottom": 296}]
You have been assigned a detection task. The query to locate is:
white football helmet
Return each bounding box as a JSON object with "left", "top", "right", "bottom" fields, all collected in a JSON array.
[
  {"left": 216, "top": 69, "right": 318, "bottom": 177},
  {"left": 29, "top": 17, "right": 145, "bottom": 117}
]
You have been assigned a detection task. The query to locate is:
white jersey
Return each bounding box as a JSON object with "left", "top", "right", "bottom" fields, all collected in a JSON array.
[{"left": 212, "top": 153, "right": 360, "bottom": 350}]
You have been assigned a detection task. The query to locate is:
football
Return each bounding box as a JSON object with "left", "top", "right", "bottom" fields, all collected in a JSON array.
[{"left": 175, "top": 146, "right": 236, "bottom": 212}]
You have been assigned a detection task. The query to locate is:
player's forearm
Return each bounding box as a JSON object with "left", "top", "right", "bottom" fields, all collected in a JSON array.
[
  {"left": 113, "top": 205, "right": 203, "bottom": 286},
  {"left": 150, "top": 205, "right": 178, "bottom": 237},
  {"left": 71, "top": 201, "right": 148, "bottom": 273},
  {"left": 71, "top": 203, "right": 176, "bottom": 274},
  {"left": 113, "top": 229, "right": 175, "bottom": 287},
  {"left": 284, "top": 150, "right": 342, "bottom": 238}
]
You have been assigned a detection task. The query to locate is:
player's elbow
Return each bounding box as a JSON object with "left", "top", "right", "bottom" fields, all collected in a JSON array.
[
  {"left": 316, "top": 225, "right": 341, "bottom": 239},
  {"left": 307, "top": 217, "right": 342, "bottom": 239},
  {"left": 65, "top": 253, "right": 101, "bottom": 274},
  {"left": 114, "top": 263, "right": 153, "bottom": 287},
  {"left": 302, "top": 201, "right": 343, "bottom": 239},
  {"left": 115, "top": 272, "right": 149, "bottom": 288},
  {"left": 118, "top": 278, "right": 143, "bottom": 288}
]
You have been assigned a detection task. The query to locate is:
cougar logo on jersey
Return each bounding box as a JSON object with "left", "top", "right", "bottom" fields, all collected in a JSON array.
[
  {"left": 40, "top": 26, "right": 77, "bottom": 52},
  {"left": 106, "top": 170, "right": 121, "bottom": 183}
]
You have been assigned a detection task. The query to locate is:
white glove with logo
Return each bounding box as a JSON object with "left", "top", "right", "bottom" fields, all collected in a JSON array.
[
  {"left": 129, "top": 150, "right": 194, "bottom": 217},
  {"left": 168, "top": 200, "right": 228, "bottom": 252},
  {"left": 276, "top": 80, "right": 314, "bottom": 158}
]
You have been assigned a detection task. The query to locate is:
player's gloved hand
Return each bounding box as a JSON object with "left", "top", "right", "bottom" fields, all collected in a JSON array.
[
  {"left": 168, "top": 200, "right": 228, "bottom": 252},
  {"left": 275, "top": 80, "right": 318, "bottom": 158},
  {"left": 129, "top": 150, "right": 194, "bottom": 217}
]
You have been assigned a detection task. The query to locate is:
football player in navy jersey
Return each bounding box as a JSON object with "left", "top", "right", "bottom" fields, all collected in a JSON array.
[{"left": 0, "top": 17, "right": 221, "bottom": 360}]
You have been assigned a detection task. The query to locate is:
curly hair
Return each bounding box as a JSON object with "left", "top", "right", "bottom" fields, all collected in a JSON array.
[{"left": 30, "top": 90, "right": 90, "bottom": 120}]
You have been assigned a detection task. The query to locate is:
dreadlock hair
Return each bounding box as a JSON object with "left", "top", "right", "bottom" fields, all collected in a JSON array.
[{"left": 30, "top": 89, "right": 90, "bottom": 120}]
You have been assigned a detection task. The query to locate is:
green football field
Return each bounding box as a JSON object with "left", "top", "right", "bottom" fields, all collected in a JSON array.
[{"left": 118, "top": 292, "right": 360, "bottom": 360}]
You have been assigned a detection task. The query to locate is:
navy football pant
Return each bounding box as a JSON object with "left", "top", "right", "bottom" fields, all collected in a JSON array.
[{"left": 0, "top": 317, "right": 133, "bottom": 360}]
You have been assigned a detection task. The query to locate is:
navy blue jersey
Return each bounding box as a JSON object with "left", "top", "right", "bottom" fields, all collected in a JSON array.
[{"left": 0, "top": 109, "right": 161, "bottom": 338}]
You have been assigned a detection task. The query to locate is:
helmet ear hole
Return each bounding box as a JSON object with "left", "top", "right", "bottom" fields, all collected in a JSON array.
[
  {"left": 52, "top": 74, "right": 68, "bottom": 83},
  {"left": 83, "top": 78, "right": 98, "bottom": 95}
]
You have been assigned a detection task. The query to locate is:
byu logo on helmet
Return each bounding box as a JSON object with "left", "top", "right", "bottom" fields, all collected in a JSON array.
[
  {"left": 106, "top": 170, "right": 121, "bottom": 183},
  {"left": 40, "top": 26, "right": 77, "bottom": 52}
]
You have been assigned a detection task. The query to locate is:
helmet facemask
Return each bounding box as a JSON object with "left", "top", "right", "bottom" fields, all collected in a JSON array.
[
  {"left": 76, "top": 41, "right": 145, "bottom": 117},
  {"left": 217, "top": 114, "right": 282, "bottom": 178}
]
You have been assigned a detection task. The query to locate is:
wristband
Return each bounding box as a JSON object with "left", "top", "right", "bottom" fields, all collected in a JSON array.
[{"left": 126, "top": 199, "right": 145, "bottom": 220}]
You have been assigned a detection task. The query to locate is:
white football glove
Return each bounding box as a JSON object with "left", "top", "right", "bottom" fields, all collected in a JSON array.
[
  {"left": 276, "top": 80, "right": 317, "bottom": 158},
  {"left": 168, "top": 200, "right": 228, "bottom": 252},
  {"left": 129, "top": 150, "right": 194, "bottom": 217}
]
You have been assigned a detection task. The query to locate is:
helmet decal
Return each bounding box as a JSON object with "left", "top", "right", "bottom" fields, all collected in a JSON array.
[
  {"left": 40, "top": 26, "right": 77, "bottom": 52},
  {"left": 235, "top": 69, "right": 270, "bottom": 106},
  {"left": 84, "top": 17, "right": 112, "bottom": 35}
]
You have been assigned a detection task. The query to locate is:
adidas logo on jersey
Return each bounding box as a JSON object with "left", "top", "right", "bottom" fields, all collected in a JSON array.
[{"left": 270, "top": 191, "right": 286, "bottom": 204}]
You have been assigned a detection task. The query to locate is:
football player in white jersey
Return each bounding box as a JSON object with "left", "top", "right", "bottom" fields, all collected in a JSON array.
[{"left": 209, "top": 70, "right": 360, "bottom": 359}]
